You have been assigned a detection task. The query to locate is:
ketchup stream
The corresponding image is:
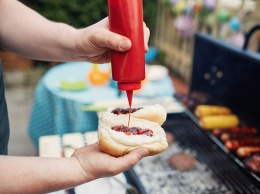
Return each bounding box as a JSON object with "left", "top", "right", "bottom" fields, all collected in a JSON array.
[{"left": 127, "top": 90, "right": 133, "bottom": 127}]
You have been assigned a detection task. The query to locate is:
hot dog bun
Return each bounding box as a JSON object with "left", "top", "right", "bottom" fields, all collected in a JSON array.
[
  {"left": 98, "top": 112, "right": 168, "bottom": 157},
  {"left": 108, "top": 104, "right": 167, "bottom": 126}
]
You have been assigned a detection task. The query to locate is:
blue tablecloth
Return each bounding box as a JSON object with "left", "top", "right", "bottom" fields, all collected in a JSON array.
[{"left": 28, "top": 62, "right": 174, "bottom": 147}]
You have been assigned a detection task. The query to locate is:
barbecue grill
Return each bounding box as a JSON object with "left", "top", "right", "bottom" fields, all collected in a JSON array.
[
  {"left": 128, "top": 112, "right": 260, "bottom": 194},
  {"left": 128, "top": 29, "right": 260, "bottom": 194}
]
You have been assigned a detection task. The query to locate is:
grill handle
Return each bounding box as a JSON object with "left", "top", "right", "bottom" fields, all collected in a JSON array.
[{"left": 243, "top": 24, "right": 260, "bottom": 50}]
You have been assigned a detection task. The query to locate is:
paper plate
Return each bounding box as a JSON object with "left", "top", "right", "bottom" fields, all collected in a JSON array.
[
  {"left": 75, "top": 173, "right": 127, "bottom": 194},
  {"left": 49, "top": 173, "right": 127, "bottom": 194},
  {"left": 146, "top": 65, "right": 169, "bottom": 81}
]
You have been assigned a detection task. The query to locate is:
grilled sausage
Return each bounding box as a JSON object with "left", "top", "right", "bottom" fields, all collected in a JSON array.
[
  {"left": 213, "top": 127, "right": 257, "bottom": 137},
  {"left": 220, "top": 133, "right": 257, "bottom": 142},
  {"left": 225, "top": 138, "right": 260, "bottom": 151},
  {"left": 236, "top": 146, "right": 260, "bottom": 158}
]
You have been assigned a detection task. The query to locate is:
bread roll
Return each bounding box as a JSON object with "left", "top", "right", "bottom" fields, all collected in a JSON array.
[
  {"left": 98, "top": 112, "right": 168, "bottom": 157},
  {"left": 108, "top": 104, "right": 167, "bottom": 126}
]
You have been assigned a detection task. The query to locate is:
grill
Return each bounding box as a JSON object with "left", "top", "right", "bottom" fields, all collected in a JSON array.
[{"left": 128, "top": 112, "right": 260, "bottom": 194}]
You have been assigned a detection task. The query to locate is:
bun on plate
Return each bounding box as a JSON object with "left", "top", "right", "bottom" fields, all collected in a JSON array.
[
  {"left": 109, "top": 104, "right": 167, "bottom": 126},
  {"left": 98, "top": 112, "right": 168, "bottom": 157}
]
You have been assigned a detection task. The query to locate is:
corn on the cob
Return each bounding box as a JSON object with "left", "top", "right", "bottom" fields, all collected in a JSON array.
[
  {"left": 194, "top": 105, "right": 232, "bottom": 118},
  {"left": 199, "top": 114, "right": 239, "bottom": 130}
]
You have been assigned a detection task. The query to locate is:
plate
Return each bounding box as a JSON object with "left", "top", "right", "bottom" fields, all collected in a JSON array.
[
  {"left": 75, "top": 173, "right": 127, "bottom": 194},
  {"left": 48, "top": 173, "right": 127, "bottom": 194},
  {"left": 146, "top": 65, "right": 169, "bottom": 81}
]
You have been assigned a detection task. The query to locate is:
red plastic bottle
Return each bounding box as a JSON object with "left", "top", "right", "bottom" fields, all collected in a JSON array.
[{"left": 108, "top": 0, "right": 145, "bottom": 106}]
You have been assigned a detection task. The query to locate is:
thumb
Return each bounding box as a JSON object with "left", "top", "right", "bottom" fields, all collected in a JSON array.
[{"left": 113, "top": 148, "right": 149, "bottom": 173}]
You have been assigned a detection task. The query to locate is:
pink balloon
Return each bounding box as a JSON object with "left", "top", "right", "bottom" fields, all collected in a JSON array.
[
  {"left": 170, "top": 0, "right": 179, "bottom": 5},
  {"left": 205, "top": 0, "right": 216, "bottom": 9},
  {"left": 226, "top": 32, "right": 245, "bottom": 48},
  {"left": 174, "top": 15, "right": 193, "bottom": 38}
]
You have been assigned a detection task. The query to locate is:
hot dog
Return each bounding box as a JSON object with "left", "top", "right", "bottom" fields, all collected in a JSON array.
[
  {"left": 98, "top": 112, "right": 168, "bottom": 157},
  {"left": 220, "top": 132, "right": 257, "bottom": 142},
  {"left": 236, "top": 146, "right": 260, "bottom": 158},
  {"left": 213, "top": 127, "right": 257, "bottom": 137},
  {"left": 225, "top": 138, "right": 260, "bottom": 151},
  {"left": 108, "top": 104, "right": 167, "bottom": 126},
  {"left": 245, "top": 154, "right": 260, "bottom": 173}
]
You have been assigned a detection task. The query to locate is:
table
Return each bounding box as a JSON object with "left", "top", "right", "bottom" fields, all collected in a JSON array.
[
  {"left": 28, "top": 62, "right": 175, "bottom": 148},
  {"left": 39, "top": 132, "right": 129, "bottom": 194}
]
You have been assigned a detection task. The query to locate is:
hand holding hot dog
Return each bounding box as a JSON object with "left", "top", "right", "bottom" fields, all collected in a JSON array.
[{"left": 72, "top": 143, "right": 149, "bottom": 180}]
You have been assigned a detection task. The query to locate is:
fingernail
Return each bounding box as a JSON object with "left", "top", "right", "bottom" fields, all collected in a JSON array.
[{"left": 119, "top": 39, "right": 130, "bottom": 51}]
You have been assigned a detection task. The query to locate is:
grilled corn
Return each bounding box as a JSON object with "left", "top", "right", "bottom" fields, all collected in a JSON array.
[
  {"left": 194, "top": 105, "right": 232, "bottom": 118},
  {"left": 199, "top": 114, "right": 239, "bottom": 130}
]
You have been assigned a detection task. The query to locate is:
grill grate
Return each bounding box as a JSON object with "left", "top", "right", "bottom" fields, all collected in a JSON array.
[{"left": 129, "top": 112, "right": 260, "bottom": 194}]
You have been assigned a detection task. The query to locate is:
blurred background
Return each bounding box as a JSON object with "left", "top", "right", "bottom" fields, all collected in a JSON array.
[{"left": 1, "top": 0, "right": 260, "bottom": 156}]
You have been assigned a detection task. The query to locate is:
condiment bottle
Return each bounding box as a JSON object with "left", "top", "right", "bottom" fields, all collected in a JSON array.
[
  {"left": 88, "top": 64, "right": 110, "bottom": 86},
  {"left": 108, "top": 0, "right": 145, "bottom": 106}
]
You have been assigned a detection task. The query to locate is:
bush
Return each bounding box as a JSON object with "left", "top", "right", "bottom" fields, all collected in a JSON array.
[
  {"left": 28, "top": 0, "right": 107, "bottom": 28},
  {"left": 25, "top": 0, "right": 159, "bottom": 37}
]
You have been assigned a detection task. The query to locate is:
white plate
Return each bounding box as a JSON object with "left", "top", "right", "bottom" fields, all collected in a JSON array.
[
  {"left": 146, "top": 65, "right": 169, "bottom": 81},
  {"left": 48, "top": 173, "right": 127, "bottom": 194},
  {"left": 75, "top": 173, "right": 127, "bottom": 194}
]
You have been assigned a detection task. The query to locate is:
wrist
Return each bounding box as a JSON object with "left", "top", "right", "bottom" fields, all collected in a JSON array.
[
  {"left": 68, "top": 156, "right": 91, "bottom": 184},
  {"left": 57, "top": 23, "right": 79, "bottom": 61}
]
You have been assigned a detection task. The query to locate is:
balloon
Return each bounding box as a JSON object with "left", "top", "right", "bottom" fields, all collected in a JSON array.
[
  {"left": 205, "top": 0, "right": 216, "bottom": 10},
  {"left": 229, "top": 17, "right": 241, "bottom": 32},
  {"left": 174, "top": 15, "right": 193, "bottom": 38},
  {"left": 205, "top": 14, "right": 215, "bottom": 27},
  {"left": 193, "top": 3, "right": 202, "bottom": 12},
  {"left": 170, "top": 0, "right": 179, "bottom": 5},
  {"left": 184, "top": 6, "right": 192, "bottom": 14},
  {"left": 227, "top": 32, "right": 245, "bottom": 48},
  {"left": 172, "top": 0, "right": 186, "bottom": 14},
  {"left": 218, "top": 10, "right": 230, "bottom": 22}
]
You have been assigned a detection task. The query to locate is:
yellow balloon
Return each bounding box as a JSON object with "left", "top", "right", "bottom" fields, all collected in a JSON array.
[{"left": 173, "top": 1, "right": 186, "bottom": 14}]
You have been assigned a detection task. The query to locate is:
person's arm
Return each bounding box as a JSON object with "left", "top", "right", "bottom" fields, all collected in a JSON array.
[
  {"left": 0, "top": 0, "right": 149, "bottom": 64},
  {"left": 0, "top": 156, "right": 86, "bottom": 193},
  {"left": 0, "top": 144, "right": 148, "bottom": 193}
]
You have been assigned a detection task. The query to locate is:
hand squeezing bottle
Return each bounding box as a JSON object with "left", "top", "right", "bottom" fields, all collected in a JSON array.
[{"left": 108, "top": 0, "right": 145, "bottom": 107}]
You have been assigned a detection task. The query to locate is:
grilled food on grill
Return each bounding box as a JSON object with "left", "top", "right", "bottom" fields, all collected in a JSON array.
[
  {"left": 245, "top": 154, "right": 260, "bottom": 173},
  {"left": 237, "top": 146, "right": 260, "bottom": 158},
  {"left": 220, "top": 133, "right": 258, "bottom": 142},
  {"left": 165, "top": 131, "right": 174, "bottom": 144},
  {"left": 225, "top": 138, "right": 260, "bottom": 151},
  {"left": 168, "top": 153, "right": 195, "bottom": 171},
  {"left": 213, "top": 127, "right": 257, "bottom": 137},
  {"left": 194, "top": 105, "right": 231, "bottom": 118},
  {"left": 199, "top": 114, "right": 239, "bottom": 130}
]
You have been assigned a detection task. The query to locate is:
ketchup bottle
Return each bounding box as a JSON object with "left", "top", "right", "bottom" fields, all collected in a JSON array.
[{"left": 108, "top": 0, "right": 145, "bottom": 106}]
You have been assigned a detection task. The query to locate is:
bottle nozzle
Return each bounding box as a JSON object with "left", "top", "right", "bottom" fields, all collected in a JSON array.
[{"left": 117, "top": 82, "right": 141, "bottom": 91}]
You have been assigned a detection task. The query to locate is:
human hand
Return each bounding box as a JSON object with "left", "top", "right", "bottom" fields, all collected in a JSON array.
[
  {"left": 74, "top": 17, "right": 150, "bottom": 64},
  {"left": 71, "top": 143, "right": 149, "bottom": 181}
]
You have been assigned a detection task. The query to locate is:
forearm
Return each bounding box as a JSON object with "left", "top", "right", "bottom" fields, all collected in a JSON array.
[
  {"left": 0, "top": 156, "right": 88, "bottom": 194},
  {"left": 0, "top": 0, "right": 78, "bottom": 61}
]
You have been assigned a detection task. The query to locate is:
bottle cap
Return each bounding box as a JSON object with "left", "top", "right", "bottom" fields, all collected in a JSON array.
[{"left": 117, "top": 82, "right": 141, "bottom": 91}]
